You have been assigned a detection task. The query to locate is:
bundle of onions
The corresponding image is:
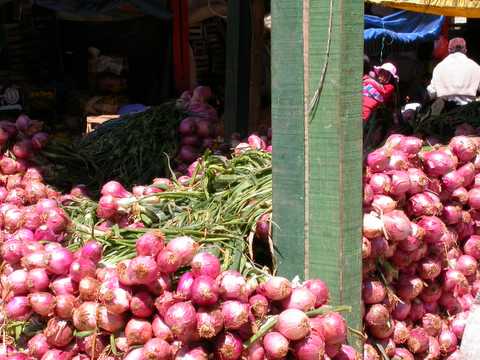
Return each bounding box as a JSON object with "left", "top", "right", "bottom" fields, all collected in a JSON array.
[{"left": 363, "top": 134, "right": 480, "bottom": 359}]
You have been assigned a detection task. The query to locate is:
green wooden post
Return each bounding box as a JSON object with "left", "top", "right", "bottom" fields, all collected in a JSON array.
[
  {"left": 271, "top": 0, "right": 363, "bottom": 346},
  {"left": 224, "top": 0, "right": 251, "bottom": 137}
]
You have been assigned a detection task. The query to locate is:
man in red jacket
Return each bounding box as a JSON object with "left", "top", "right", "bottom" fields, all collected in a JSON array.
[{"left": 362, "top": 62, "right": 398, "bottom": 122}]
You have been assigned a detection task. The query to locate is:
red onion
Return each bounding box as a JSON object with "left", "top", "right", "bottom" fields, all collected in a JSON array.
[
  {"left": 216, "top": 271, "right": 248, "bottom": 301},
  {"left": 181, "top": 136, "right": 201, "bottom": 146},
  {"left": 7, "top": 269, "right": 29, "bottom": 295},
  {"left": 424, "top": 300, "right": 440, "bottom": 314},
  {"left": 125, "top": 318, "right": 153, "bottom": 345},
  {"left": 442, "top": 170, "right": 465, "bottom": 191},
  {"left": 69, "top": 258, "right": 96, "bottom": 282},
  {"left": 397, "top": 275, "right": 424, "bottom": 301},
  {"left": 417, "top": 216, "right": 446, "bottom": 244},
  {"left": 367, "top": 148, "right": 389, "bottom": 172},
  {"left": 164, "top": 301, "right": 197, "bottom": 337},
  {"left": 166, "top": 236, "right": 198, "bottom": 266},
  {"left": 156, "top": 249, "right": 182, "bottom": 274},
  {"left": 136, "top": 231, "right": 165, "bottom": 257},
  {"left": 439, "top": 292, "right": 463, "bottom": 314},
  {"left": 442, "top": 204, "right": 463, "bottom": 224},
  {"left": 99, "top": 287, "right": 130, "bottom": 315},
  {"left": 408, "top": 192, "right": 443, "bottom": 217},
  {"left": 154, "top": 291, "right": 178, "bottom": 317},
  {"left": 382, "top": 210, "right": 411, "bottom": 241},
  {"left": 50, "top": 276, "right": 77, "bottom": 295},
  {"left": 335, "top": 345, "right": 360, "bottom": 360},
  {"left": 364, "top": 344, "right": 380, "bottom": 360},
  {"left": 215, "top": 332, "right": 243, "bottom": 360},
  {"left": 443, "top": 269, "right": 469, "bottom": 295},
  {"left": 258, "top": 276, "right": 292, "bottom": 301},
  {"left": 191, "top": 252, "right": 221, "bottom": 278},
  {"left": 152, "top": 315, "right": 173, "bottom": 341},
  {"left": 468, "top": 187, "right": 480, "bottom": 209},
  {"left": 2, "top": 240, "right": 24, "bottom": 264},
  {"left": 46, "top": 247, "right": 74, "bottom": 275},
  {"left": 422, "top": 313, "right": 442, "bottom": 336},
  {"left": 34, "top": 225, "right": 58, "bottom": 242},
  {"left": 78, "top": 276, "right": 100, "bottom": 301},
  {"left": 392, "top": 300, "right": 411, "bottom": 321},
  {"left": 27, "top": 268, "right": 49, "bottom": 292},
  {"left": 147, "top": 274, "right": 172, "bottom": 295},
  {"left": 116, "top": 259, "right": 135, "bottom": 286},
  {"left": 16, "top": 114, "right": 31, "bottom": 132},
  {"left": 6, "top": 296, "right": 31, "bottom": 320},
  {"left": 418, "top": 257, "right": 442, "bottom": 280},
  {"left": 456, "top": 254, "right": 478, "bottom": 276},
  {"left": 422, "top": 149, "right": 457, "bottom": 177},
  {"left": 130, "top": 291, "right": 154, "bottom": 318},
  {"left": 369, "top": 173, "right": 391, "bottom": 194},
  {"left": 365, "top": 304, "right": 390, "bottom": 328},
  {"left": 97, "top": 305, "right": 125, "bottom": 333},
  {"left": 390, "top": 170, "right": 411, "bottom": 196},
  {"left": 174, "top": 345, "right": 208, "bottom": 360},
  {"left": 143, "top": 338, "right": 171, "bottom": 360},
  {"left": 191, "top": 275, "right": 219, "bottom": 306},
  {"left": 179, "top": 117, "right": 197, "bottom": 136},
  {"left": 262, "top": 331, "right": 289, "bottom": 360},
  {"left": 364, "top": 184, "right": 374, "bottom": 205},
  {"left": 32, "top": 132, "right": 49, "bottom": 150},
  {"left": 362, "top": 280, "right": 386, "bottom": 304},
  {"left": 124, "top": 348, "right": 145, "bottom": 360},
  {"left": 80, "top": 240, "right": 102, "bottom": 263},
  {"left": 221, "top": 300, "right": 249, "bottom": 330},
  {"left": 315, "top": 312, "right": 347, "bottom": 345},
  {"left": 246, "top": 341, "right": 266, "bottom": 360},
  {"left": 73, "top": 301, "right": 98, "bottom": 331},
  {"left": 44, "top": 318, "right": 73, "bottom": 347},
  {"left": 0, "top": 156, "right": 18, "bottom": 175},
  {"left": 425, "top": 336, "right": 441, "bottom": 360},
  {"left": 407, "top": 327, "right": 429, "bottom": 354},
  {"left": 363, "top": 213, "right": 383, "bottom": 239},
  {"left": 28, "top": 334, "right": 50, "bottom": 359},
  {"left": 281, "top": 286, "right": 316, "bottom": 311},
  {"left": 449, "top": 136, "right": 477, "bottom": 162},
  {"left": 362, "top": 237, "right": 372, "bottom": 259},
  {"left": 176, "top": 271, "right": 194, "bottom": 300},
  {"left": 392, "top": 320, "right": 410, "bottom": 345},
  {"left": 196, "top": 306, "right": 224, "bottom": 339},
  {"left": 407, "top": 168, "right": 429, "bottom": 194},
  {"left": 464, "top": 235, "right": 480, "bottom": 259},
  {"left": 372, "top": 195, "right": 397, "bottom": 213},
  {"left": 55, "top": 294, "right": 77, "bottom": 319},
  {"left": 294, "top": 333, "right": 325, "bottom": 360},
  {"left": 127, "top": 256, "right": 158, "bottom": 285},
  {"left": 96, "top": 195, "right": 118, "bottom": 219},
  {"left": 451, "top": 312, "right": 468, "bottom": 339},
  {"left": 439, "top": 328, "right": 458, "bottom": 355},
  {"left": 29, "top": 292, "right": 56, "bottom": 316}
]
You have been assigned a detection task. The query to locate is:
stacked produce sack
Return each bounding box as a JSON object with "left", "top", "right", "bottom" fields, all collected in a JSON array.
[{"left": 363, "top": 134, "right": 480, "bottom": 359}]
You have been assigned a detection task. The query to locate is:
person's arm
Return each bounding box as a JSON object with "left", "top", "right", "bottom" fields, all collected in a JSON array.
[{"left": 427, "top": 68, "right": 437, "bottom": 100}]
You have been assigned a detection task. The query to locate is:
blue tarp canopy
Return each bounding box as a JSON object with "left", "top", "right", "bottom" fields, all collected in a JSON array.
[{"left": 365, "top": 10, "right": 444, "bottom": 44}]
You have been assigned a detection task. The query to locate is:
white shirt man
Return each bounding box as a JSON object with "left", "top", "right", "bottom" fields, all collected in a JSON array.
[{"left": 427, "top": 38, "right": 480, "bottom": 106}]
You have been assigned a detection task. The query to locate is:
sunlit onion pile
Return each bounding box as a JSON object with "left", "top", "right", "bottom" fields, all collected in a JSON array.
[
  {"left": 1, "top": 230, "right": 357, "bottom": 360},
  {"left": 363, "top": 134, "right": 480, "bottom": 359}
]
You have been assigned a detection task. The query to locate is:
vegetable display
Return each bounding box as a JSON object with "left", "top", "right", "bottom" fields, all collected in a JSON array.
[{"left": 363, "top": 134, "right": 480, "bottom": 359}]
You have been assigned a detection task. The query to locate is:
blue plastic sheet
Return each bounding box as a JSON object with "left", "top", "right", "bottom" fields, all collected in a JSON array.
[
  {"left": 33, "top": 0, "right": 171, "bottom": 20},
  {"left": 365, "top": 10, "right": 444, "bottom": 44}
]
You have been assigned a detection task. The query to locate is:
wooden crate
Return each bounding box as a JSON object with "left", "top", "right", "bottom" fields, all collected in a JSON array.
[{"left": 85, "top": 115, "right": 119, "bottom": 134}]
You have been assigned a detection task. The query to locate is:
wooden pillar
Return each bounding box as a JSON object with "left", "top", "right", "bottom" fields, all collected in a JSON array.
[
  {"left": 271, "top": 0, "right": 363, "bottom": 345},
  {"left": 248, "top": 0, "right": 265, "bottom": 132},
  {"left": 224, "top": 0, "right": 251, "bottom": 137},
  {"left": 170, "top": 0, "right": 190, "bottom": 93}
]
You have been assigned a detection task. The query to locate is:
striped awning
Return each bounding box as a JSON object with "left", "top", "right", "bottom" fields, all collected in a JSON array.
[{"left": 367, "top": 0, "right": 480, "bottom": 18}]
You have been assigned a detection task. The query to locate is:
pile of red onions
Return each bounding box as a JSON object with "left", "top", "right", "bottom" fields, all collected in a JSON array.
[
  {"left": 363, "top": 134, "right": 480, "bottom": 360},
  {"left": 175, "top": 86, "right": 221, "bottom": 175},
  {"left": 2, "top": 193, "right": 356, "bottom": 360}
]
